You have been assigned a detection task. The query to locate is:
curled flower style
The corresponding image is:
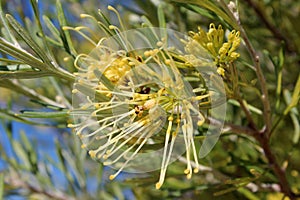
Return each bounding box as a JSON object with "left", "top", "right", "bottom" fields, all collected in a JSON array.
[
  {"left": 71, "top": 37, "right": 206, "bottom": 189},
  {"left": 187, "top": 23, "right": 241, "bottom": 76},
  {"left": 69, "top": 7, "right": 226, "bottom": 190}
]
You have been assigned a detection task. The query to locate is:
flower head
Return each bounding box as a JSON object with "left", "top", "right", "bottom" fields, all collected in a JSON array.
[
  {"left": 69, "top": 7, "right": 226, "bottom": 189},
  {"left": 187, "top": 23, "right": 241, "bottom": 76}
]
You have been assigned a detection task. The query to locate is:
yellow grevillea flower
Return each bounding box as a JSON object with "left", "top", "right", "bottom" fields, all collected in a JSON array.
[
  {"left": 71, "top": 40, "right": 208, "bottom": 189},
  {"left": 187, "top": 23, "right": 241, "bottom": 76},
  {"left": 69, "top": 7, "right": 226, "bottom": 190}
]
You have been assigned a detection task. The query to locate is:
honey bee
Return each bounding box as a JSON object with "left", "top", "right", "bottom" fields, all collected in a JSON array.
[
  {"left": 134, "top": 105, "right": 144, "bottom": 117},
  {"left": 134, "top": 99, "right": 156, "bottom": 118}
]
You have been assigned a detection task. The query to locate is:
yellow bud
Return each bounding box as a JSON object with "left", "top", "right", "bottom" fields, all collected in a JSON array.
[
  {"left": 209, "top": 23, "right": 216, "bottom": 30},
  {"left": 217, "top": 67, "right": 225, "bottom": 77},
  {"left": 217, "top": 25, "right": 224, "bottom": 48},
  {"left": 207, "top": 24, "right": 217, "bottom": 43},
  {"left": 228, "top": 30, "right": 236, "bottom": 42},
  {"left": 229, "top": 52, "right": 240, "bottom": 60},
  {"left": 231, "top": 38, "right": 241, "bottom": 51},
  {"left": 188, "top": 30, "right": 196, "bottom": 37},
  {"left": 206, "top": 43, "right": 217, "bottom": 56},
  {"left": 219, "top": 43, "right": 230, "bottom": 58}
]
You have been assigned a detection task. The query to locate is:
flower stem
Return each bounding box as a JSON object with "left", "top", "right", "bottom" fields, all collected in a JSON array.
[
  {"left": 218, "top": 1, "right": 295, "bottom": 198},
  {"left": 255, "top": 132, "right": 296, "bottom": 199}
]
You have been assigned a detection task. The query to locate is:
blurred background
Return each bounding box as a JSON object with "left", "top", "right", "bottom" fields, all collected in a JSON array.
[{"left": 0, "top": 0, "right": 299, "bottom": 199}]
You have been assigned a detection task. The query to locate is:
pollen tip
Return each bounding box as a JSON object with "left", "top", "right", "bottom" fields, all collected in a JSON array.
[
  {"left": 165, "top": 59, "right": 171, "bottom": 65},
  {"left": 129, "top": 62, "right": 135, "bottom": 66},
  {"left": 155, "top": 182, "right": 162, "bottom": 189},
  {"left": 75, "top": 131, "right": 81, "bottom": 136},
  {"left": 186, "top": 174, "right": 192, "bottom": 179},
  {"left": 107, "top": 5, "right": 114, "bottom": 10},
  {"left": 197, "top": 120, "right": 204, "bottom": 126},
  {"left": 168, "top": 116, "right": 173, "bottom": 121},
  {"left": 103, "top": 161, "right": 110, "bottom": 166},
  {"left": 109, "top": 25, "right": 116, "bottom": 30},
  {"left": 109, "top": 174, "right": 115, "bottom": 180},
  {"left": 194, "top": 168, "right": 199, "bottom": 173},
  {"left": 80, "top": 14, "right": 88, "bottom": 18},
  {"left": 72, "top": 89, "right": 78, "bottom": 94},
  {"left": 88, "top": 150, "right": 96, "bottom": 158},
  {"left": 184, "top": 169, "right": 189, "bottom": 174},
  {"left": 75, "top": 27, "right": 83, "bottom": 31},
  {"left": 172, "top": 131, "right": 177, "bottom": 137}
]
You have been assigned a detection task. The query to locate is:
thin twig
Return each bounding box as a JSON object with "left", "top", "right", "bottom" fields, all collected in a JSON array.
[
  {"left": 237, "top": 98, "right": 258, "bottom": 130},
  {"left": 218, "top": 0, "right": 271, "bottom": 134},
  {"left": 217, "top": 1, "right": 295, "bottom": 199},
  {"left": 208, "top": 117, "right": 257, "bottom": 137}
]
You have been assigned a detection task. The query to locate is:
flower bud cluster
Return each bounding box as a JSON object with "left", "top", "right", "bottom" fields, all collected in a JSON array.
[{"left": 187, "top": 23, "right": 241, "bottom": 76}]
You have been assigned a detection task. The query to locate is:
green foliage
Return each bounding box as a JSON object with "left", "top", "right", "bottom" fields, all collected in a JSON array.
[{"left": 0, "top": 0, "right": 299, "bottom": 199}]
